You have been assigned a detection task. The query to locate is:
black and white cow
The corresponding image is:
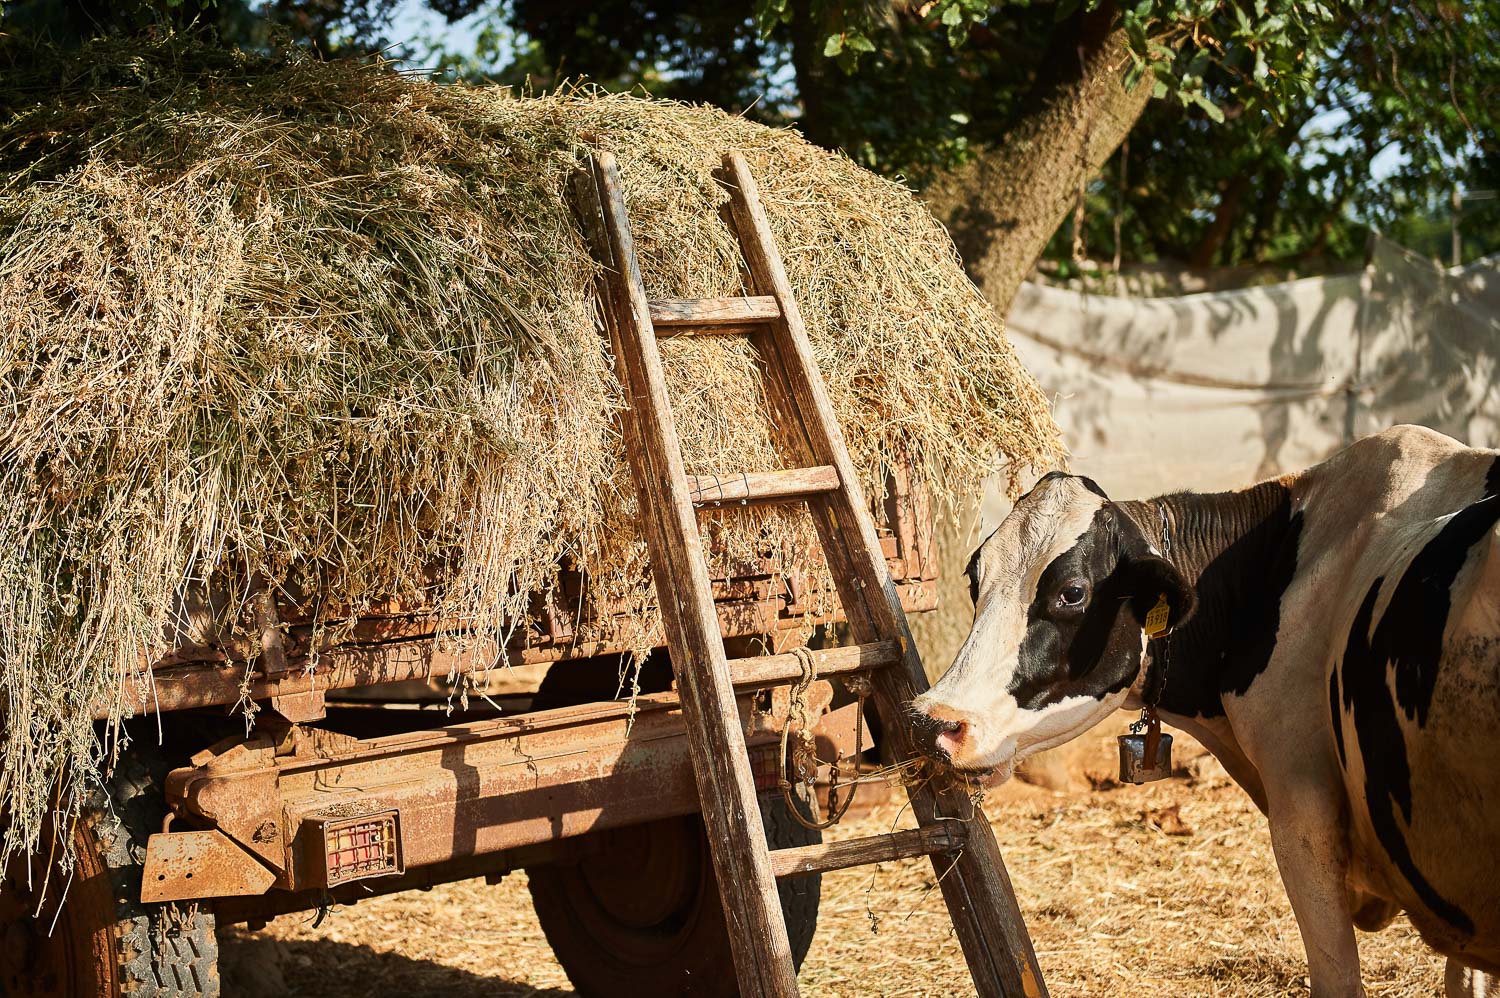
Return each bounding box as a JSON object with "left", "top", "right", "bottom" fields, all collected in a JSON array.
[{"left": 913, "top": 425, "right": 1500, "bottom": 998}]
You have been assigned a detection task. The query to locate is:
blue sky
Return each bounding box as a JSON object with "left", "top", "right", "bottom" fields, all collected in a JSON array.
[{"left": 388, "top": 0, "right": 487, "bottom": 66}]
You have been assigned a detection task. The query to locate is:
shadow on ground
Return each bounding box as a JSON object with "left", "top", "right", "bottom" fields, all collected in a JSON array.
[{"left": 219, "top": 933, "right": 575, "bottom": 998}]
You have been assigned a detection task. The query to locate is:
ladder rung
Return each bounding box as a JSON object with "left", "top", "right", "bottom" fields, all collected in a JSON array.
[
  {"left": 649, "top": 296, "right": 780, "bottom": 331},
  {"left": 685, "top": 466, "right": 838, "bottom": 507},
  {"left": 724, "top": 640, "right": 900, "bottom": 689},
  {"left": 770, "top": 825, "right": 967, "bottom": 879}
]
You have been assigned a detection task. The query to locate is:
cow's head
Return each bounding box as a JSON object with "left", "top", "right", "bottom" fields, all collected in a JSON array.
[{"left": 912, "top": 472, "right": 1196, "bottom": 781}]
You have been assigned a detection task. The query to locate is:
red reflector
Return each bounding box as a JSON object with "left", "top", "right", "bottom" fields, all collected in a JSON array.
[{"left": 307, "top": 808, "right": 403, "bottom": 887}]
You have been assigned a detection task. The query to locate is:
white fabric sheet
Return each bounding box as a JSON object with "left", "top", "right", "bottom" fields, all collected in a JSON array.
[{"left": 984, "top": 236, "right": 1500, "bottom": 524}]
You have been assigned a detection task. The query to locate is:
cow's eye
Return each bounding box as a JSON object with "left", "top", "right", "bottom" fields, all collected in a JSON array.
[{"left": 1057, "top": 583, "right": 1088, "bottom": 608}]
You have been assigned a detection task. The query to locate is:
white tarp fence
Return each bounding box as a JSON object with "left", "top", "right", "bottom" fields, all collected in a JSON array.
[{"left": 998, "top": 235, "right": 1500, "bottom": 506}]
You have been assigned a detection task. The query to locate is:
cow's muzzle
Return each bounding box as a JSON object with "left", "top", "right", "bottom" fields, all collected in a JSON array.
[{"left": 911, "top": 698, "right": 972, "bottom": 764}]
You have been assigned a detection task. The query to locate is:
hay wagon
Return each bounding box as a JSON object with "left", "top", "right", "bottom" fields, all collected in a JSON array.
[
  {"left": 1, "top": 457, "right": 936, "bottom": 998},
  {"left": 0, "top": 41, "right": 1059, "bottom": 997}
]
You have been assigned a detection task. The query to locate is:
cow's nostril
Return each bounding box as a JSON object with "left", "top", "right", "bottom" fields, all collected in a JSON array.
[{"left": 929, "top": 717, "right": 969, "bottom": 763}]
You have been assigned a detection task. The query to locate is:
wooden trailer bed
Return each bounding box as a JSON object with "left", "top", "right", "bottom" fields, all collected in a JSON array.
[{"left": 114, "top": 460, "right": 936, "bottom": 722}]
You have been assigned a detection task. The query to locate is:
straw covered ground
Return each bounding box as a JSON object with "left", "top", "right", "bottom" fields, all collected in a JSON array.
[
  {"left": 224, "top": 733, "right": 1441, "bottom": 996},
  {"left": 0, "top": 35, "right": 1058, "bottom": 863}
]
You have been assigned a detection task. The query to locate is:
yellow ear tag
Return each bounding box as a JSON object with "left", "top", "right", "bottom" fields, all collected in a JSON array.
[{"left": 1144, "top": 594, "right": 1171, "bottom": 638}]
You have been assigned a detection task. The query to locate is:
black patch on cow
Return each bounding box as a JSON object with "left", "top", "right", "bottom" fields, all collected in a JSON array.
[
  {"left": 1334, "top": 457, "right": 1500, "bottom": 936},
  {"left": 1142, "top": 482, "right": 1304, "bottom": 720},
  {"left": 965, "top": 533, "right": 995, "bottom": 607},
  {"left": 1329, "top": 667, "right": 1347, "bottom": 770},
  {"left": 1006, "top": 506, "right": 1168, "bottom": 711},
  {"left": 1075, "top": 475, "right": 1108, "bottom": 499},
  {"left": 1342, "top": 580, "right": 1475, "bottom": 935},
  {"left": 1030, "top": 470, "right": 1108, "bottom": 500},
  {"left": 1383, "top": 457, "right": 1500, "bottom": 725}
]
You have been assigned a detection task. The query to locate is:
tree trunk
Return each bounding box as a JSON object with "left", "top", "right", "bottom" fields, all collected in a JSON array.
[
  {"left": 923, "top": 21, "right": 1157, "bottom": 317},
  {"left": 1189, "top": 173, "right": 1251, "bottom": 269},
  {"left": 911, "top": 18, "right": 1158, "bottom": 681},
  {"left": 1247, "top": 170, "right": 1287, "bottom": 263},
  {"left": 789, "top": 0, "right": 835, "bottom": 149}
]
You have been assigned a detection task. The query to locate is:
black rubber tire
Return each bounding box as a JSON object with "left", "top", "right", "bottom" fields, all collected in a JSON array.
[
  {"left": 761, "top": 793, "right": 822, "bottom": 965},
  {"left": 1, "top": 744, "right": 219, "bottom": 998},
  {"left": 526, "top": 797, "right": 821, "bottom": 998},
  {"left": 524, "top": 656, "right": 822, "bottom": 996}
]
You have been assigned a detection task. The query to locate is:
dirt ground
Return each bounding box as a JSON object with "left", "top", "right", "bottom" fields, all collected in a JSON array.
[{"left": 224, "top": 732, "right": 1443, "bottom": 997}]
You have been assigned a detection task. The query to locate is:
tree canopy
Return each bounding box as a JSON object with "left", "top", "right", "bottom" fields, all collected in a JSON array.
[
  {"left": 416, "top": 0, "right": 1500, "bottom": 269},
  {"left": 4, "top": 0, "right": 1496, "bottom": 274}
]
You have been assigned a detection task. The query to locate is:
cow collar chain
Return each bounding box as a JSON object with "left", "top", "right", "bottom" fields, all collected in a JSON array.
[
  {"left": 1118, "top": 502, "right": 1174, "bottom": 780},
  {"left": 1143, "top": 502, "right": 1173, "bottom": 714}
]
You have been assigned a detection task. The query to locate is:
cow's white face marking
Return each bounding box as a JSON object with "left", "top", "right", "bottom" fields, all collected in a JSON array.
[{"left": 912, "top": 474, "right": 1191, "bottom": 779}]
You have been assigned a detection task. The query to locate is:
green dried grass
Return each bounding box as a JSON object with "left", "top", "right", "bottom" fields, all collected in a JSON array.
[{"left": 0, "top": 36, "right": 1059, "bottom": 863}]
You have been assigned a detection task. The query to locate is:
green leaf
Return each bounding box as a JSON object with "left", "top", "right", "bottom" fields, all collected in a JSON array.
[
  {"left": 941, "top": 2, "right": 963, "bottom": 26},
  {"left": 823, "top": 33, "right": 844, "bottom": 57},
  {"left": 1191, "top": 91, "right": 1226, "bottom": 123}
]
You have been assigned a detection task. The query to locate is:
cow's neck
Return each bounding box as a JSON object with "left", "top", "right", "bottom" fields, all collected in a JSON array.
[{"left": 1119, "top": 479, "right": 1303, "bottom": 721}]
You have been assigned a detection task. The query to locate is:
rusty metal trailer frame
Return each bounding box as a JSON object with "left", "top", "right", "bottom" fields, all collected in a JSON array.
[{"left": 122, "top": 471, "right": 935, "bottom": 923}]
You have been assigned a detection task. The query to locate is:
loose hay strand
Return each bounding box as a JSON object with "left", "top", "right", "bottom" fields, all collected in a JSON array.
[{"left": 0, "top": 35, "right": 1060, "bottom": 866}]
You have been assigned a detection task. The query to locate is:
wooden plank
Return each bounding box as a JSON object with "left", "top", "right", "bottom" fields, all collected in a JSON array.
[
  {"left": 113, "top": 586, "right": 933, "bottom": 720},
  {"left": 770, "top": 824, "right": 965, "bottom": 879},
  {"left": 685, "top": 465, "right": 838, "bottom": 507},
  {"left": 649, "top": 295, "right": 779, "bottom": 327},
  {"left": 725, "top": 640, "right": 898, "bottom": 688},
  {"left": 719, "top": 150, "right": 1048, "bottom": 998},
  {"left": 576, "top": 152, "right": 800, "bottom": 998}
]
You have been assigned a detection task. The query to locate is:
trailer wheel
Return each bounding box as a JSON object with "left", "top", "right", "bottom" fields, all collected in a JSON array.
[
  {"left": 0, "top": 746, "right": 219, "bottom": 998},
  {"left": 527, "top": 798, "right": 819, "bottom": 997},
  {"left": 525, "top": 656, "right": 822, "bottom": 996}
]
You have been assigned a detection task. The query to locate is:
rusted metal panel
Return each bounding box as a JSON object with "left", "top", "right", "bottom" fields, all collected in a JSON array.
[
  {"left": 810, "top": 700, "right": 863, "bottom": 764},
  {"left": 141, "top": 829, "right": 276, "bottom": 902},
  {"left": 180, "top": 770, "right": 286, "bottom": 872},
  {"left": 270, "top": 687, "right": 325, "bottom": 722},
  {"left": 213, "top": 837, "right": 567, "bottom": 926},
  {"left": 166, "top": 676, "right": 842, "bottom": 894}
]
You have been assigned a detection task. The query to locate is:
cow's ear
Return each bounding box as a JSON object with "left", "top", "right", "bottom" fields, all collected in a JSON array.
[{"left": 1124, "top": 554, "right": 1196, "bottom": 635}]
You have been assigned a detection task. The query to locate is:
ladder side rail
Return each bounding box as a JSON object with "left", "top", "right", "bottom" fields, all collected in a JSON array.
[
  {"left": 718, "top": 151, "right": 1048, "bottom": 998},
  {"left": 574, "top": 153, "right": 800, "bottom": 998},
  {"left": 715, "top": 154, "right": 925, "bottom": 652},
  {"left": 748, "top": 297, "right": 1044, "bottom": 998}
]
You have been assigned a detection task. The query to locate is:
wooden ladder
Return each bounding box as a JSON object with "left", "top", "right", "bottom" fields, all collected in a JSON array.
[{"left": 571, "top": 150, "right": 1048, "bottom": 998}]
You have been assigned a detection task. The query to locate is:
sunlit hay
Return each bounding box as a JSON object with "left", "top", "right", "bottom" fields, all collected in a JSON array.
[{"left": 0, "top": 34, "right": 1060, "bottom": 866}]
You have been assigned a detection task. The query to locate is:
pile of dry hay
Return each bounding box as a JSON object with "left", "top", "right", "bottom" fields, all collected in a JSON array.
[{"left": 0, "top": 35, "right": 1058, "bottom": 862}]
